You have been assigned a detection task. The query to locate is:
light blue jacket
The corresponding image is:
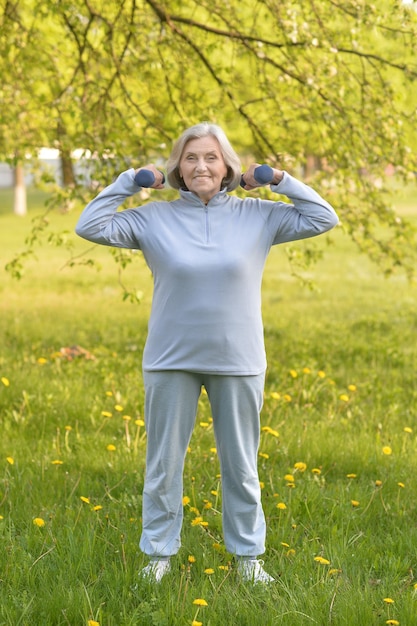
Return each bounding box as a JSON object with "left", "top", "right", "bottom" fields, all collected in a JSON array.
[{"left": 75, "top": 169, "right": 338, "bottom": 374}]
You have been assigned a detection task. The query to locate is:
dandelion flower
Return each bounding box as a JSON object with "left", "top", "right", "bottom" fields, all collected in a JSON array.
[
  {"left": 135, "top": 418, "right": 145, "bottom": 427},
  {"left": 259, "top": 452, "right": 269, "bottom": 459},
  {"left": 211, "top": 490, "right": 218, "bottom": 496},
  {"left": 101, "top": 411, "right": 112, "bottom": 418},
  {"left": 65, "top": 425, "right": 72, "bottom": 431},
  {"left": 6, "top": 457, "right": 14, "bottom": 465},
  {"left": 283, "top": 394, "right": 292, "bottom": 402},
  {"left": 106, "top": 444, "right": 116, "bottom": 451},
  {"left": 404, "top": 427, "right": 412, "bottom": 434},
  {"left": 385, "top": 620, "right": 400, "bottom": 625},
  {"left": 192, "top": 598, "right": 208, "bottom": 607},
  {"left": 314, "top": 556, "right": 330, "bottom": 565},
  {"left": 1, "top": 377, "right": 10, "bottom": 387},
  {"left": 270, "top": 392, "right": 281, "bottom": 400},
  {"left": 281, "top": 542, "right": 290, "bottom": 548},
  {"left": 192, "top": 621, "right": 203, "bottom": 626},
  {"left": 188, "top": 555, "right": 196, "bottom": 563},
  {"left": 383, "top": 598, "right": 395, "bottom": 604},
  {"left": 312, "top": 468, "right": 321, "bottom": 475},
  {"left": 286, "top": 549, "right": 296, "bottom": 557},
  {"left": 277, "top": 502, "right": 287, "bottom": 510},
  {"left": 37, "top": 357, "right": 47, "bottom": 365},
  {"left": 382, "top": 446, "right": 392, "bottom": 455},
  {"left": 351, "top": 500, "right": 360, "bottom": 507},
  {"left": 317, "top": 370, "right": 326, "bottom": 378},
  {"left": 329, "top": 568, "right": 342, "bottom": 575},
  {"left": 284, "top": 474, "right": 295, "bottom": 483},
  {"left": 105, "top": 391, "right": 113, "bottom": 396},
  {"left": 375, "top": 480, "right": 383, "bottom": 487},
  {"left": 348, "top": 384, "right": 357, "bottom": 391},
  {"left": 303, "top": 367, "right": 311, "bottom": 374},
  {"left": 80, "top": 496, "right": 90, "bottom": 504},
  {"left": 397, "top": 482, "right": 405, "bottom": 488},
  {"left": 218, "top": 565, "right": 229, "bottom": 570},
  {"left": 339, "top": 394, "right": 349, "bottom": 402},
  {"left": 88, "top": 621, "right": 100, "bottom": 626},
  {"left": 294, "top": 462, "right": 307, "bottom": 472},
  {"left": 93, "top": 505, "right": 103, "bottom": 512},
  {"left": 182, "top": 496, "right": 190, "bottom": 506},
  {"left": 347, "top": 473, "right": 357, "bottom": 479},
  {"left": 33, "top": 517, "right": 45, "bottom": 527},
  {"left": 204, "top": 568, "right": 214, "bottom": 575},
  {"left": 114, "top": 404, "right": 123, "bottom": 412},
  {"left": 289, "top": 369, "right": 298, "bottom": 378},
  {"left": 210, "top": 447, "right": 217, "bottom": 454},
  {"left": 199, "top": 421, "right": 209, "bottom": 428},
  {"left": 51, "top": 460, "right": 63, "bottom": 465}
]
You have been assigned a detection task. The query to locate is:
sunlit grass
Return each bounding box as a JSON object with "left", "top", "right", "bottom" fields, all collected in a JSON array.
[{"left": 0, "top": 186, "right": 416, "bottom": 624}]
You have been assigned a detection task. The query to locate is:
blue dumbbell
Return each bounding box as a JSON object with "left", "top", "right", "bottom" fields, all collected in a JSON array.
[
  {"left": 240, "top": 164, "right": 274, "bottom": 188},
  {"left": 134, "top": 169, "right": 165, "bottom": 187}
]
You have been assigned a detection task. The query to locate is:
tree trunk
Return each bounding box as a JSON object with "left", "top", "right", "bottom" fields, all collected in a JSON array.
[
  {"left": 13, "top": 162, "right": 27, "bottom": 216},
  {"left": 60, "top": 148, "right": 76, "bottom": 187}
]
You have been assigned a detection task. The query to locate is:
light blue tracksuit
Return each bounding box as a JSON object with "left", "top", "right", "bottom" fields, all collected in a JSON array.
[{"left": 75, "top": 169, "right": 338, "bottom": 556}]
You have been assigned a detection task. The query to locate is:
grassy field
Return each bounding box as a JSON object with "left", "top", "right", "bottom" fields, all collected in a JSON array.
[{"left": 0, "top": 184, "right": 416, "bottom": 625}]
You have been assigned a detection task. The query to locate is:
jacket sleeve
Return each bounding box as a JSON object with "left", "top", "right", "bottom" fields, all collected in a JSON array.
[
  {"left": 268, "top": 172, "right": 339, "bottom": 245},
  {"left": 75, "top": 169, "right": 145, "bottom": 249}
]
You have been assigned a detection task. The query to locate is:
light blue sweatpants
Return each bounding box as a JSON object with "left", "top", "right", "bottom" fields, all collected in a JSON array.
[{"left": 139, "top": 370, "right": 266, "bottom": 558}]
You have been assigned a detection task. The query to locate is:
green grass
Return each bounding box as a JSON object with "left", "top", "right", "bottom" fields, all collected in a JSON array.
[{"left": 0, "top": 185, "right": 417, "bottom": 625}]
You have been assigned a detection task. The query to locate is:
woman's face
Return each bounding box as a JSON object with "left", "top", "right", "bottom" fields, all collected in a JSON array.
[{"left": 179, "top": 136, "right": 228, "bottom": 203}]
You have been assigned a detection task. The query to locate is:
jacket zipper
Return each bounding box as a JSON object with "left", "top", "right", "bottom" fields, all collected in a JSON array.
[{"left": 204, "top": 206, "right": 209, "bottom": 244}]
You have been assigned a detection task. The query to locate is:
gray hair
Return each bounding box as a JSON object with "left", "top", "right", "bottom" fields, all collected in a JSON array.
[{"left": 166, "top": 122, "right": 242, "bottom": 191}]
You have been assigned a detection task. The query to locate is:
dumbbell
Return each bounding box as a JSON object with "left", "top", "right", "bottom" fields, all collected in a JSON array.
[
  {"left": 240, "top": 164, "right": 274, "bottom": 188},
  {"left": 134, "top": 169, "right": 165, "bottom": 187}
]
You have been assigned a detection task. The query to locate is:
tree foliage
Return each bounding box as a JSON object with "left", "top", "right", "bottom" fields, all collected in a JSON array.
[{"left": 1, "top": 0, "right": 417, "bottom": 280}]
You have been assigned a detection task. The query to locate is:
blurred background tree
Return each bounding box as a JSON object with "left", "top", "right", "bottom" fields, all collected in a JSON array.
[{"left": 1, "top": 0, "right": 416, "bottom": 277}]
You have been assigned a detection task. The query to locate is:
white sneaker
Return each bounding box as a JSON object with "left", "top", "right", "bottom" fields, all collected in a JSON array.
[
  {"left": 140, "top": 558, "right": 171, "bottom": 582},
  {"left": 237, "top": 558, "right": 275, "bottom": 584}
]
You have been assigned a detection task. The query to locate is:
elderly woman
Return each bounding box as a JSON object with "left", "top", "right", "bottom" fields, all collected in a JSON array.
[{"left": 75, "top": 122, "right": 338, "bottom": 584}]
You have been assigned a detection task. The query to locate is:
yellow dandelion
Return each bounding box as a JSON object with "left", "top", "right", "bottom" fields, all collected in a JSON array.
[
  {"left": 204, "top": 568, "right": 214, "bottom": 575},
  {"left": 383, "top": 598, "right": 395, "bottom": 604},
  {"left": 294, "top": 462, "right": 307, "bottom": 472},
  {"left": 199, "top": 421, "right": 209, "bottom": 428},
  {"left": 218, "top": 565, "right": 229, "bottom": 570},
  {"left": 259, "top": 452, "right": 269, "bottom": 459},
  {"left": 277, "top": 502, "right": 287, "bottom": 510},
  {"left": 193, "top": 598, "right": 208, "bottom": 607},
  {"left": 213, "top": 543, "right": 222, "bottom": 551},
  {"left": 261, "top": 426, "right": 279, "bottom": 437},
  {"left": 270, "top": 391, "right": 281, "bottom": 400},
  {"left": 37, "top": 357, "right": 47, "bottom": 365},
  {"left": 192, "top": 621, "right": 203, "bottom": 626},
  {"left": 312, "top": 468, "right": 322, "bottom": 475},
  {"left": 105, "top": 391, "right": 113, "bottom": 396},
  {"left": 80, "top": 496, "right": 90, "bottom": 504},
  {"left": 51, "top": 460, "right": 63, "bottom": 465},
  {"left": 414, "top": 582, "right": 417, "bottom": 589},
  {"left": 101, "top": 411, "right": 112, "bottom": 418},
  {"left": 382, "top": 446, "right": 392, "bottom": 455},
  {"left": 0, "top": 515, "right": 3, "bottom": 520},
  {"left": 93, "top": 505, "right": 103, "bottom": 512},
  {"left": 283, "top": 394, "right": 292, "bottom": 402},
  {"left": 386, "top": 620, "right": 400, "bottom": 626},
  {"left": 211, "top": 490, "right": 218, "bottom": 496},
  {"left": 122, "top": 415, "right": 131, "bottom": 421},
  {"left": 65, "top": 425, "right": 72, "bottom": 431},
  {"left": 135, "top": 418, "right": 145, "bottom": 426},
  {"left": 289, "top": 369, "right": 298, "bottom": 378},
  {"left": 317, "top": 370, "right": 326, "bottom": 378},
  {"left": 210, "top": 447, "right": 217, "bottom": 454},
  {"left": 339, "top": 394, "right": 349, "bottom": 402},
  {"left": 348, "top": 384, "right": 357, "bottom": 391},
  {"left": 6, "top": 457, "right": 14, "bottom": 465},
  {"left": 188, "top": 555, "right": 196, "bottom": 563},
  {"left": 191, "top": 517, "right": 203, "bottom": 526},
  {"left": 375, "top": 480, "right": 383, "bottom": 487},
  {"left": 33, "top": 517, "right": 45, "bottom": 527},
  {"left": 329, "top": 568, "right": 342, "bottom": 575},
  {"left": 1, "top": 377, "right": 10, "bottom": 387},
  {"left": 303, "top": 367, "right": 311, "bottom": 374},
  {"left": 203, "top": 501, "right": 212, "bottom": 510},
  {"left": 398, "top": 482, "right": 405, "bottom": 488},
  {"left": 314, "top": 556, "right": 330, "bottom": 565},
  {"left": 404, "top": 427, "right": 412, "bottom": 434},
  {"left": 351, "top": 500, "right": 360, "bottom": 507},
  {"left": 284, "top": 474, "right": 295, "bottom": 482},
  {"left": 88, "top": 621, "right": 100, "bottom": 626},
  {"left": 281, "top": 542, "right": 290, "bottom": 548},
  {"left": 286, "top": 548, "right": 296, "bottom": 557},
  {"left": 347, "top": 473, "right": 357, "bottom": 479},
  {"left": 106, "top": 444, "right": 116, "bottom": 451}
]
